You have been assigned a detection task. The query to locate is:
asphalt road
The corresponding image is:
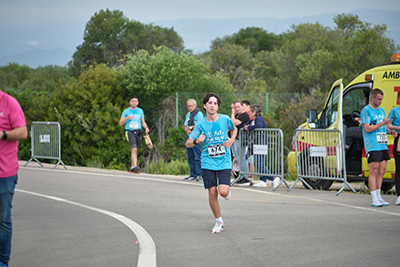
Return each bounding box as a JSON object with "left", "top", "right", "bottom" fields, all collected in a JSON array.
[{"left": 9, "top": 163, "right": 400, "bottom": 267}]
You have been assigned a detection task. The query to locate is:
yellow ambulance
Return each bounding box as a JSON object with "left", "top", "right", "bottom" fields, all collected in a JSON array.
[{"left": 287, "top": 53, "right": 400, "bottom": 191}]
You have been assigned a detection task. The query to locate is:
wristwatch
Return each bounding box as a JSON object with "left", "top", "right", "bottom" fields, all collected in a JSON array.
[{"left": 2, "top": 131, "right": 7, "bottom": 140}]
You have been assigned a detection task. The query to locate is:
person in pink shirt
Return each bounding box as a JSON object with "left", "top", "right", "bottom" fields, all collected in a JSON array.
[{"left": 0, "top": 90, "right": 27, "bottom": 267}]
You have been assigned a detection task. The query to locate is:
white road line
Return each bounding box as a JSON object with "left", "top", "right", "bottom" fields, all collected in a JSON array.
[{"left": 16, "top": 189, "right": 157, "bottom": 267}]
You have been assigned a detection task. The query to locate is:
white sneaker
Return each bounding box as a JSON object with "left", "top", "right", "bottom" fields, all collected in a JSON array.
[
  {"left": 378, "top": 198, "right": 389, "bottom": 206},
  {"left": 223, "top": 189, "right": 231, "bottom": 200},
  {"left": 371, "top": 199, "right": 383, "bottom": 207},
  {"left": 395, "top": 196, "right": 400, "bottom": 205},
  {"left": 253, "top": 181, "right": 267, "bottom": 187},
  {"left": 211, "top": 221, "right": 224, "bottom": 234},
  {"left": 272, "top": 177, "right": 281, "bottom": 188}
]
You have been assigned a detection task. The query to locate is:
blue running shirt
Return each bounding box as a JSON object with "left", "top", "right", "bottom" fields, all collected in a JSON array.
[
  {"left": 360, "top": 105, "right": 388, "bottom": 153},
  {"left": 189, "top": 114, "right": 235, "bottom": 170},
  {"left": 121, "top": 107, "right": 144, "bottom": 131},
  {"left": 388, "top": 106, "right": 400, "bottom": 133}
]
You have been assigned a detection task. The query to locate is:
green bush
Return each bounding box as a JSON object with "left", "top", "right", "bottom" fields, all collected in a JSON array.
[
  {"left": 159, "top": 126, "right": 187, "bottom": 162},
  {"left": 147, "top": 158, "right": 190, "bottom": 175}
]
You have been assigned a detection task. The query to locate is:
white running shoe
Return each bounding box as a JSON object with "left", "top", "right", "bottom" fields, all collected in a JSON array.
[
  {"left": 395, "top": 196, "right": 400, "bottom": 205},
  {"left": 223, "top": 189, "right": 231, "bottom": 200},
  {"left": 378, "top": 198, "right": 389, "bottom": 206},
  {"left": 253, "top": 181, "right": 267, "bottom": 187},
  {"left": 211, "top": 221, "right": 224, "bottom": 234},
  {"left": 371, "top": 199, "right": 383, "bottom": 207},
  {"left": 272, "top": 177, "right": 281, "bottom": 188}
]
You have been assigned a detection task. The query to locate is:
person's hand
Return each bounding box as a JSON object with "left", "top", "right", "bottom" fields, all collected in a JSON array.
[
  {"left": 127, "top": 114, "right": 134, "bottom": 120},
  {"left": 184, "top": 126, "right": 191, "bottom": 134},
  {"left": 244, "top": 125, "right": 249, "bottom": 131},
  {"left": 223, "top": 137, "right": 234, "bottom": 148},
  {"left": 392, "top": 131, "right": 398, "bottom": 138},
  {"left": 145, "top": 127, "right": 150, "bottom": 134},
  {"left": 197, "top": 132, "right": 205, "bottom": 143},
  {"left": 382, "top": 118, "right": 392, "bottom": 125}
]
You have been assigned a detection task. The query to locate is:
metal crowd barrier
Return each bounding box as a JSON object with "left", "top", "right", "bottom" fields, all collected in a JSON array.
[
  {"left": 288, "top": 128, "right": 355, "bottom": 195},
  {"left": 24, "top": 121, "right": 67, "bottom": 170},
  {"left": 231, "top": 128, "right": 288, "bottom": 190}
]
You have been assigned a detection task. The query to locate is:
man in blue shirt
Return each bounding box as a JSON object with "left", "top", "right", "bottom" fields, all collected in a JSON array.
[
  {"left": 184, "top": 99, "right": 204, "bottom": 181},
  {"left": 361, "top": 88, "right": 397, "bottom": 207},
  {"left": 119, "top": 95, "right": 150, "bottom": 173}
]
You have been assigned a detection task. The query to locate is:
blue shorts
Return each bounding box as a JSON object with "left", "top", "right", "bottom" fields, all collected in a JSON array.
[{"left": 201, "top": 169, "right": 231, "bottom": 189}]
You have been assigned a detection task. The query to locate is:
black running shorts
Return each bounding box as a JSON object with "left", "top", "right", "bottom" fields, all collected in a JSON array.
[
  {"left": 366, "top": 150, "right": 390, "bottom": 164},
  {"left": 201, "top": 169, "right": 231, "bottom": 189}
]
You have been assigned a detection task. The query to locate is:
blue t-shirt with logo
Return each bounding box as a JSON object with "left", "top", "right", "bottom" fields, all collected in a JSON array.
[
  {"left": 189, "top": 114, "right": 235, "bottom": 170},
  {"left": 121, "top": 107, "right": 144, "bottom": 131},
  {"left": 388, "top": 106, "right": 400, "bottom": 133},
  {"left": 360, "top": 105, "right": 388, "bottom": 153}
]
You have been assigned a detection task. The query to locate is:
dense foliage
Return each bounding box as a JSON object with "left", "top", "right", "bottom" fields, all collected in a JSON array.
[
  {"left": 44, "top": 65, "right": 129, "bottom": 167},
  {"left": 211, "top": 26, "right": 282, "bottom": 55}
]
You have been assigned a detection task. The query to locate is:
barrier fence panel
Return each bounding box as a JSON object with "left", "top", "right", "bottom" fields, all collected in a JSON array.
[
  {"left": 24, "top": 121, "right": 67, "bottom": 170},
  {"left": 232, "top": 128, "right": 288, "bottom": 190},
  {"left": 288, "top": 128, "right": 355, "bottom": 195}
]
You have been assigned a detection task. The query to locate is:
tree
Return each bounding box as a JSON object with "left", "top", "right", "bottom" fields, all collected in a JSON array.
[
  {"left": 46, "top": 64, "right": 128, "bottom": 167},
  {"left": 0, "top": 63, "right": 32, "bottom": 92},
  {"left": 211, "top": 27, "right": 282, "bottom": 55},
  {"left": 68, "top": 9, "right": 185, "bottom": 77},
  {"left": 25, "top": 66, "right": 73, "bottom": 93},
  {"left": 203, "top": 44, "right": 267, "bottom": 93}
]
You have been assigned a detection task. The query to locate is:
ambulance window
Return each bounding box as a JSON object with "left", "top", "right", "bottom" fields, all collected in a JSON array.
[
  {"left": 325, "top": 85, "right": 340, "bottom": 128},
  {"left": 343, "top": 88, "right": 369, "bottom": 114}
]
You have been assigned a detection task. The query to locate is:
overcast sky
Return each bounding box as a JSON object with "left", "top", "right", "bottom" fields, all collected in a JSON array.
[
  {"left": 1, "top": 0, "right": 400, "bottom": 25},
  {"left": 0, "top": 0, "right": 399, "bottom": 65}
]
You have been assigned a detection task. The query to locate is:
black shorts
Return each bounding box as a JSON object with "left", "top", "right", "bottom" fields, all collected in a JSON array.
[
  {"left": 366, "top": 150, "right": 390, "bottom": 164},
  {"left": 126, "top": 131, "right": 142, "bottom": 149},
  {"left": 201, "top": 169, "right": 231, "bottom": 189}
]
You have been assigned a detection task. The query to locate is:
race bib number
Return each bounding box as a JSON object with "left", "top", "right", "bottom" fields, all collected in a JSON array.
[
  {"left": 207, "top": 144, "right": 226, "bottom": 158},
  {"left": 129, "top": 121, "right": 139, "bottom": 130},
  {"left": 376, "top": 132, "right": 388, "bottom": 144}
]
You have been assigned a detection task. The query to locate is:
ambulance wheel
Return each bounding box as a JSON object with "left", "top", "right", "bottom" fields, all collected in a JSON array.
[
  {"left": 363, "top": 181, "right": 394, "bottom": 193},
  {"left": 302, "top": 178, "right": 333, "bottom": 191},
  {"left": 299, "top": 152, "right": 333, "bottom": 190}
]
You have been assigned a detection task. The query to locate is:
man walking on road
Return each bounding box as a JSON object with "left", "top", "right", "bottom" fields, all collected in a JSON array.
[
  {"left": 183, "top": 99, "right": 204, "bottom": 181},
  {"left": 361, "top": 88, "right": 397, "bottom": 207},
  {"left": 0, "top": 89, "right": 28, "bottom": 267},
  {"left": 119, "top": 95, "right": 150, "bottom": 173}
]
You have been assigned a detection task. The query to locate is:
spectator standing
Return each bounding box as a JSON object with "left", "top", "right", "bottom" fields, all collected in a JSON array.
[
  {"left": 0, "top": 89, "right": 28, "bottom": 267},
  {"left": 183, "top": 99, "right": 204, "bottom": 181},
  {"left": 243, "top": 105, "right": 280, "bottom": 188},
  {"left": 361, "top": 88, "right": 396, "bottom": 207},
  {"left": 186, "top": 93, "right": 237, "bottom": 233},
  {"left": 242, "top": 100, "right": 251, "bottom": 117},
  {"left": 119, "top": 95, "right": 150, "bottom": 173},
  {"left": 230, "top": 101, "right": 250, "bottom": 185}
]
